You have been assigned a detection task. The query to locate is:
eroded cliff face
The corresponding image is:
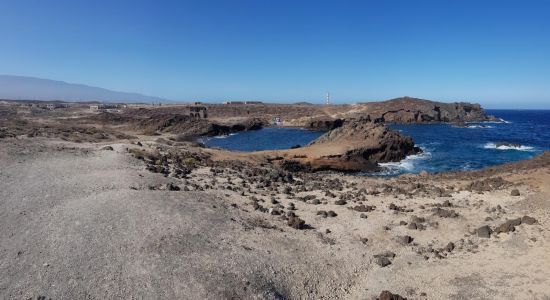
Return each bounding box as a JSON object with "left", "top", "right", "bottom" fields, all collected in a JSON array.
[
  {"left": 265, "top": 119, "right": 420, "bottom": 172},
  {"left": 355, "top": 97, "right": 496, "bottom": 124},
  {"left": 301, "top": 97, "right": 496, "bottom": 129},
  {"left": 89, "top": 111, "right": 266, "bottom": 136}
]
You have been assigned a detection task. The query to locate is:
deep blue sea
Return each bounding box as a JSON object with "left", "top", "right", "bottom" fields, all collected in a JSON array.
[
  {"left": 203, "top": 110, "right": 550, "bottom": 175},
  {"left": 201, "top": 127, "right": 324, "bottom": 152}
]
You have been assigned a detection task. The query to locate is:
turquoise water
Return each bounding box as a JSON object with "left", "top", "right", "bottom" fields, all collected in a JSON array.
[{"left": 202, "top": 110, "right": 550, "bottom": 174}]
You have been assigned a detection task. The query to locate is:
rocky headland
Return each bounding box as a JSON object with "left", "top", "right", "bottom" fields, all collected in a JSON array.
[
  {"left": 260, "top": 118, "right": 421, "bottom": 172},
  {"left": 351, "top": 96, "right": 498, "bottom": 124}
]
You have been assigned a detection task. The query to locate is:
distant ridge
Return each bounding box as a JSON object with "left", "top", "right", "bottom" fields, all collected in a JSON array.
[{"left": 0, "top": 75, "right": 165, "bottom": 103}]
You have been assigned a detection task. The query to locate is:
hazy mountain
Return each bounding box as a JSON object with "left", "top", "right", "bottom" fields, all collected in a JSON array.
[{"left": 0, "top": 75, "right": 166, "bottom": 103}]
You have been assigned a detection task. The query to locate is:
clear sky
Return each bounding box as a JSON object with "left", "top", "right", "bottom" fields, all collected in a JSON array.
[{"left": 1, "top": 0, "right": 549, "bottom": 108}]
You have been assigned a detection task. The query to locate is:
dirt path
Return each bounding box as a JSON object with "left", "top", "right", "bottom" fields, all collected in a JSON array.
[{"left": 0, "top": 140, "right": 366, "bottom": 299}]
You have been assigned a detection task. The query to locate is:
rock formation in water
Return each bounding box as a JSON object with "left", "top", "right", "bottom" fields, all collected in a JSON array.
[{"left": 268, "top": 118, "right": 420, "bottom": 172}]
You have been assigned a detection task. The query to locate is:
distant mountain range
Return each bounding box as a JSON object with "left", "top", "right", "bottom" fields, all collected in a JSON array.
[{"left": 0, "top": 75, "right": 166, "bottom": 103}]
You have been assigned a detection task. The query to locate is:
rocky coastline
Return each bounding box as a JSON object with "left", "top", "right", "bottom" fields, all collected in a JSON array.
[{"left": 1, "top": 99, "right": 549, "bottom": 299}]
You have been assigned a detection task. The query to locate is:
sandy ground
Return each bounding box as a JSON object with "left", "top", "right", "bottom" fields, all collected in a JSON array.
[{"left": 1, "top": 138, "right": 550, "bottom": 299}]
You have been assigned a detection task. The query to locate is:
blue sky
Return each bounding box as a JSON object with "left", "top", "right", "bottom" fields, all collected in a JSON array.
[{"left": 1, "top": 0, "right": 549, "bottom": 108}]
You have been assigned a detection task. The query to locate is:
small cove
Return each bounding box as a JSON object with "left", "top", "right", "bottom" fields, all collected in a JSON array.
[{"left": 200, "top": 127, "right": 325, "bottom": 152}]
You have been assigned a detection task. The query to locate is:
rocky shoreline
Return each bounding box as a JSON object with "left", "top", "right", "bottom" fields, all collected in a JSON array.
[
  {"left": 0, "top": 97, "right": 510, "bottom": 174},
  {"left": 258, "top": 118, "right": 421, "bottom": 172},
  {"left": 1, "top": 99, "right": 549, "bottom": 299}
]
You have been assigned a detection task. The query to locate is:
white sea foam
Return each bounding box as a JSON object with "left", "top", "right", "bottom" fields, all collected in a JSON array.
[
  {"left": 461, "top": 162, "right": 474, "bottom": 170},
  {"left": 466, "top": 125, "right": 494, "bottom": 129},
  {"left": 377, "top": 150, "right": 431, "bottom": 175},
  {"left": 483, "top": 142, "right": 534, "bottom": 151},
  {"left": 212, "top": 133, "right": 238, "bottom": 139},
  {"left": 472, "top": 118, "right": 511, "bottom": 124}
]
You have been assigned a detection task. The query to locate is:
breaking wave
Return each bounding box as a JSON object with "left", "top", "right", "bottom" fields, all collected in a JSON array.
[
  {"left": 483, "top": 142, "right": 534, "bottom": 151},
  {"left": 212, "top": 133, "right": 238, "bottom": 139},
  {"left": 376, "top": 149, "right": 432, "bottom": 175}
]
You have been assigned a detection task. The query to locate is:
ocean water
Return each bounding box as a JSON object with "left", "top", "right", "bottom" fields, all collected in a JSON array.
[
  {"left": 201, "top": 127, "right": 324, "bottom": 152},
  {"left": 202, "top": 110, "right": 550, "bottom": 174},
  {"left": 381, "top": 109, "right": 550, "bottom": 175}
]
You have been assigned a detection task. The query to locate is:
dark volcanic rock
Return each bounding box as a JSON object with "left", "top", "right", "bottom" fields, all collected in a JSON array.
[
  {"left": 411, "top": 216, "right": 426, "bottom": 223},
  {"left": 353, "top": 204, "right": 375, "bottom": 212},
  {"left": 495, "top": 216, "right": 538, "bottom": 234},
  {"left": 494, "top": 218, "right": 522, "bottom": 234},
  {"left": 397, "top": 235, "right": 413, "bottom": 245},
  {"left": 374, "top": 251, "right": 396, "bottom": 267},
  {"left": 511, "top": 189, "right": 520, "bottom": 196},
  {"left": 307, "top": 118, "right": 344, "bottom": 131},
  {"left": 287, "top": 216, "right": 306, "bottom": 230},
  {"left": 281, "top": 160, "right": 311, "bottom": 172},
  {"left": 364, "top": 97, "right": 496, "bottom": 124},
  {"left": 205, "top": 118, "right": 265, "bottom": 136},
  {"left": 445, "top": 242, "right": 455, "bottom": 252},
  {"left": 317, "top": 210, "right": 328, "bottom": 218},
  {"left": 477, "top": 225, "right": 492, "bottom": 238},
  {"left": 327, "top": 210, "right": 337, "bottom": 217},
  {"left": 432, "top": 208, "right": 459, "bottom": 218},
  {"left": 467, "top": 177, "right": 509, "bottom": 192},
  {"left": 521, "top": 216, "right": 537, "bottom": 225},
  {"left": 295, "top": 119, "right": 421, "bottom": 172},
  {"left": 379, "top": 290, "right": 408, "bottom": 300},
  {"left": 375, "top": 257, "right": 392, "bottom": 267}
]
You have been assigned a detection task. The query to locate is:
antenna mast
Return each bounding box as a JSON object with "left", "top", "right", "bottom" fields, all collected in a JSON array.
[{"left": 326, "top": 92, "right": 330, "bottom": 105}]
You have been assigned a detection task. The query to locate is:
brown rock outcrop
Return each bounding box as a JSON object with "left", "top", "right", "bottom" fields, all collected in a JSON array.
[
  {"left": 355, "top": 97, "right": 498, "bottom": 124},
  {"left": 307, "top": 118, "right": 344, "bottom": 131},
  {"left": 267, "top": 118, "right": 420, "bottom": 172}
]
